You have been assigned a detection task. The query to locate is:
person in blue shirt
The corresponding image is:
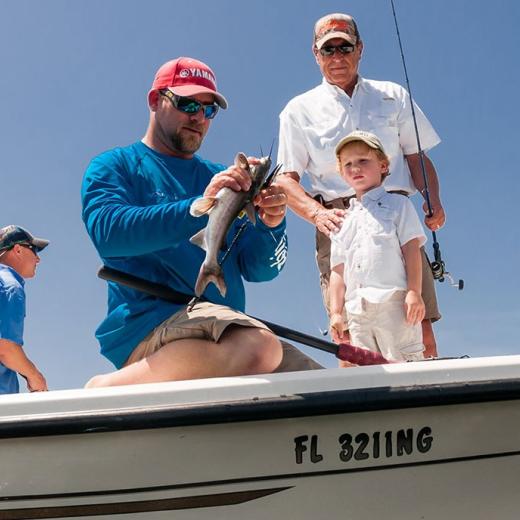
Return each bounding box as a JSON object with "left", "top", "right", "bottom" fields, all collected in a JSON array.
[
  {"left": 82, "top": 57, "right": 302, "bottom": 388},
  {"left": 0, "top": 225, "right": 48, "bottom": 394}
]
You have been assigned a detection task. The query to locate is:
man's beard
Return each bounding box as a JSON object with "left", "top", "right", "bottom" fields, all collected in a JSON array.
[{"left": 169, "top": 128, "right": 203, "bottom": 155}]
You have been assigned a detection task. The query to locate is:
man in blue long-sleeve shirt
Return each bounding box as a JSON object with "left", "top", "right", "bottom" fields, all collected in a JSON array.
[{"left": 82, "top": 57, "right": 295, "bottom": 387}]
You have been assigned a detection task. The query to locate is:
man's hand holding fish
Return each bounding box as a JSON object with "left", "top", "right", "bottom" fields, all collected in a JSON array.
[
  {"left": 203, "top": 157, "right": 255, "bottom": 197},
  {"left": 253, "top": 184, "right": 287, "bottom": 228}
]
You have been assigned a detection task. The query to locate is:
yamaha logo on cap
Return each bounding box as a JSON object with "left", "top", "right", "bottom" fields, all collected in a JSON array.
[{"left": 177, "top": 67, "right": 217, "bottom": 88}]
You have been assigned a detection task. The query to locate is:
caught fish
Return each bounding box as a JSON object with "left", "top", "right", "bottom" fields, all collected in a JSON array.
[{"left": 189, "top": 153, "right": 280, "bottom": 297}]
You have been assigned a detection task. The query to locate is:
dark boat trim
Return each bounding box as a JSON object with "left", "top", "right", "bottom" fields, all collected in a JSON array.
[
  {"left": 0, "top": 488, "right": 292, "bottom": 519},
  {"left": 1, "top": 378, "right": 519, "bottom": 439}
]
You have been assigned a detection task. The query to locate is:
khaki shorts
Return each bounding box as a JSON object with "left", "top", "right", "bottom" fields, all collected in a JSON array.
[
  {"left": 125, "top": 302, "right": 270, "bottom": 366},
  {"left": 348, "top": 292, "right": 424, "bottom": 362},
  {"left": 275, "top": 341, "right": 324, "bottom": 372},
  {"left": 124, "top": 302, "right": 324, "bottom": 372},
  {"left": 314, "top": 195, "right": 441, "bottom": 323}
]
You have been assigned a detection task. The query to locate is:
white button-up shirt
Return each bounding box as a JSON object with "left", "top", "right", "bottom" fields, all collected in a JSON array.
[
  {"left": 330, "top": 186, "right": 426, "bottom": 315},
  {"left": 277, "top": 77, "right": 441, "bottom": 200}
]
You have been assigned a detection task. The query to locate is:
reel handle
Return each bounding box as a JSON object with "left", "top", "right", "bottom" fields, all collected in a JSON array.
[{"left": 430, "top": 260, "right": 464, "bottom": 290}]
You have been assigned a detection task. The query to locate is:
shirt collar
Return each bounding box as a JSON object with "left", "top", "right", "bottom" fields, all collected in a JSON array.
[
  {"left": 0, "top": 264, "right": 25, "bottom": 286},
  {"left": 361, "top": 185, "right": 386, "bottom": 202},
  {"left": 356, "top": 76, "right": 368, "bottom": 91},
  {"left": 321, "top": 77, "right": 343, "bottom": 98},
  {"left": 320, "top": 75, "right": 365, "bottom": 99}
]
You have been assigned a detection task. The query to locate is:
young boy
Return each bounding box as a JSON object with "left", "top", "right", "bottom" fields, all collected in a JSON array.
[{"left": 329, "top": 131, "right": 426, "bottom": 363}]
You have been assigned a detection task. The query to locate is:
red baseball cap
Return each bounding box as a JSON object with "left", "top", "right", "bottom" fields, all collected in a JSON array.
[{"left": 151, "top": 57, "right": 228, "bottom": 109}]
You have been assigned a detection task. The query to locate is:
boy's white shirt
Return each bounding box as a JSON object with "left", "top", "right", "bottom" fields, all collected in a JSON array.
[{"left": 330, "top": 185, "right": 426, "bottom": 315}]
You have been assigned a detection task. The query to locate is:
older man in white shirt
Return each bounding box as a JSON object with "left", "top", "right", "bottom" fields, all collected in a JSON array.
[{"left": 277, "top": 13, "right": 445, "bottom": 358}]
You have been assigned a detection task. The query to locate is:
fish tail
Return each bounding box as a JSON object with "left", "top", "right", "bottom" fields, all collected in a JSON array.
[{"left": 195, "top": 262, "right": 227, "bottom": 297}]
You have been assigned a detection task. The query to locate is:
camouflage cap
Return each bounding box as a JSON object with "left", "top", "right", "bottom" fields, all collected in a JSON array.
[
  {"left": 0, "top": 225, "right": 49, "bottom": 252},
  {"left": 314, "top": 13, "right": 359, "bottom": 49}
]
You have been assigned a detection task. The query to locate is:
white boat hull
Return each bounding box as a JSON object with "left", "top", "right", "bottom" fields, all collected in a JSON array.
[{"left": 0, "top": 356, "right": 519, "bottom": 519}]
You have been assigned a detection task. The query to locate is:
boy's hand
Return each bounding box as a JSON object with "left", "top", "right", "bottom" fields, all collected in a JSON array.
[
  {"left": 330, "top": 312, "right": 348, "bottom": 344},
  {"left": 404, "top": 290, "right": 425, "bottom": 325}
]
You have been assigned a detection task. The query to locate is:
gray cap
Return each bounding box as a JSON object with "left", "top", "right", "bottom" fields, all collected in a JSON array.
[{"left": 0, "top": 225, "right": 49, "bottom": 252}]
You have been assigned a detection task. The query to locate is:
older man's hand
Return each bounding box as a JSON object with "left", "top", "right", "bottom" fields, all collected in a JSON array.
[
  {"left": 423, "top": 202, "right": 446, "bottom": 231},
  {"left": 314, "top": 208, "right": 346, "bottom": 237}
]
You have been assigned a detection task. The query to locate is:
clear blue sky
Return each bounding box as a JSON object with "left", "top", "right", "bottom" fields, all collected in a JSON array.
[{"left": 1, "top": 0, "right": 518, "bottom": 390}]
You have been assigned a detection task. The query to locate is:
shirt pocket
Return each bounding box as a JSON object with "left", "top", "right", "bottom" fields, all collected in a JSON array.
[
  {"left": 366, "top": 100, "right": 399, "bottom": 127},
  {"left": 364, "top": 105, "right": 400, "bottom": 158},
  {"left": 303, "top": 119, "right": 343, "bottom": 166},
  {"left": 366, "top": 206, "right": 395, "bottom": 237}
]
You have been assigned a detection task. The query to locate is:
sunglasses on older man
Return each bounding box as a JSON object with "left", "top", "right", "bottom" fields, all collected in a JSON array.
[
  {"left": 20, "top": 243, "right": 39, "bottom": 255},
  {"left": 160, "top": 89, "right": 219, "bottom": 120},
  {"left": 319, "top": 43, "right": 355, "bottom": 57},
  {"left": 0, "top": 243, "right": 39, "bottom": 256}
]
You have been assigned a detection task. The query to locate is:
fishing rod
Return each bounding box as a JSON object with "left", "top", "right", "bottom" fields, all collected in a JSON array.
[
  {"left": 97, "top": 266, "right": 391, "bottom": 366},
  {"left": 390, "top": 0, "right": 463, "bottom": 291}
]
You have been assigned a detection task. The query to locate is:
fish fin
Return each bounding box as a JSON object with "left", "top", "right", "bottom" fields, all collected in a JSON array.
[
  {"left": 262, "top": 163, "right": 283, "bottom": 189},
  {"left": 189, "top": 228, "right": 206, "bottom": 250},
  {"left": 190, "top": 197, "right": 218, "bottom": 217},
  {"left": 245, "top": 202, "right": 256, "bottom": 224},
  {"left": 195, "top": 263, "right": 227, "bottom": 297},
  {"left": 235, "top": 152, "right": 250, "bottom": 172},
  {"left": 268, "top": 139, "right": 275, "bottom": 160}
]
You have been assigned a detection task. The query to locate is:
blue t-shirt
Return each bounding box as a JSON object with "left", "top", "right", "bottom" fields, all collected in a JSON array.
[
  {"left": 81, "top": 142, "right": 288, "bottom": 368},
  {"left": 0, "top": 265, "right": 24, "bottom": 394}
]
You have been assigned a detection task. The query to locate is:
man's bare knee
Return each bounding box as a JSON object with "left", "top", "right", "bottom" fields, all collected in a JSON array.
[
  {"left": 85, "top": 374, "right": 109, "bottom": 388},
  {"left": 249, "top": 329, "right": 282, "bottom": 373},
  {"left": 223, "top": 327, "right": 282, "bottom": 375}
]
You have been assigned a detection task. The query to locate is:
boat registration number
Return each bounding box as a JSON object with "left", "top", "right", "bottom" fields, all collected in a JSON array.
[{"left": 293, "top": 426, "right": 433, "bottom": 464}]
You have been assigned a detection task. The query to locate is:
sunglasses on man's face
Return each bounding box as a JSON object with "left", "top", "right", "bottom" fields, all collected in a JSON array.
[
  {"left": 160, "top": 90, "right": 219, "bottom": 120},
  {"left": 20, "top": 243, "right": 38, "bottom": 255},
  {"left": 319, "top": 44, "right": 355, "bottom": 57}
]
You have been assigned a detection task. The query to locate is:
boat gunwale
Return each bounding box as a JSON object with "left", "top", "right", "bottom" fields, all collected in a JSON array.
[{"left": 1, "top": 377, "right": 519, "bottom": 439}]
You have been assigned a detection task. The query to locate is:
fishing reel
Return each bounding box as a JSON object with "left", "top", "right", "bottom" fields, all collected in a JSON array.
[{"left": 429, "top": 242, "right": 464, "bottom": 290}]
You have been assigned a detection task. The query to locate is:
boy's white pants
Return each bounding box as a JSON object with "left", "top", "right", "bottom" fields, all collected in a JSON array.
[{"left": 347, "top": 291, "right": 424, "bottom": 362}]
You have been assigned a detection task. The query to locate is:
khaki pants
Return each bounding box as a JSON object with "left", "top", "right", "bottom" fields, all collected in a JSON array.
[{"left": 314, "top": 195, "right": 441, "bottom": 323}]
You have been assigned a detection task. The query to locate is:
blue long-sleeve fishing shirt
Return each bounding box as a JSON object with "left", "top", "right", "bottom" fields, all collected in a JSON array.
[
  {"left": 81, "top": 142, "right": 288, "bottom": 368},
  {"left": 0, "top": 265, "right": 24, "bottom": 394}
]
